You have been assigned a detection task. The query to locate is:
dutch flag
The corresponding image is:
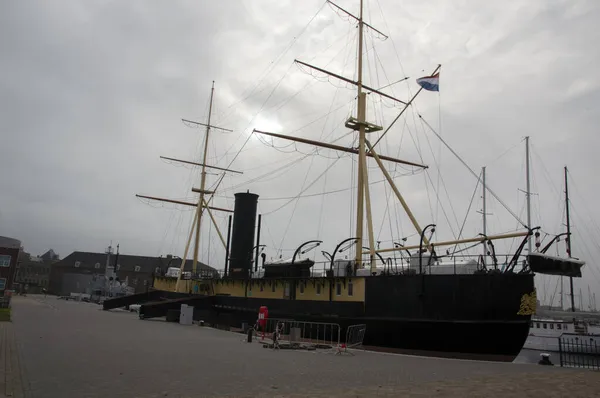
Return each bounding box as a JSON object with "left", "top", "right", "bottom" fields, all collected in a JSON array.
[{"left": 416, "top": 73, "right": 440, "bottom": 92}]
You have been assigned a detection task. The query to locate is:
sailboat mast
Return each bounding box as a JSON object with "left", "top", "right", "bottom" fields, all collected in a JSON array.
[
  {"left": 482, "top": 166, "right": 487, "bottom": 261},
  {"left": 355, "top": 0, "right": 376, "bottom": 269},
  {"left": 564, "top": 165, "right": 575, "bottom": 312},
  {"left": 193, "top": 81, "right": 216, "bottom": 273},
  {"left": 525, "top": 136, "right": 532, "bottom": 254},
  {"left": 560, "top": 276, "right": 563, "bottom": 310}
]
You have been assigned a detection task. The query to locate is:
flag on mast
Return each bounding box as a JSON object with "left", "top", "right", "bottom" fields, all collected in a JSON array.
[{"left": 416, "top": 73, "right": 439, "bottom": 92}]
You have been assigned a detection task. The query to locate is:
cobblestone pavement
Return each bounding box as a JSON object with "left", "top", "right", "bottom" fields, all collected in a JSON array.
[{"left": 8, "top": 295, "right": 600, "bottom": 397}]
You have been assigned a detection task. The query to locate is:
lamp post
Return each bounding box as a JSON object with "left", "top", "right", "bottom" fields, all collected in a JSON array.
[{"left": 419, "top": 224, "right": 436, "bottom": 274}]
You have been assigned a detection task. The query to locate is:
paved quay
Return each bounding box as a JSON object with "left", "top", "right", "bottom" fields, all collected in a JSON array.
[{"left": 5, "top": 295, "right": 599, "bottom": 397}]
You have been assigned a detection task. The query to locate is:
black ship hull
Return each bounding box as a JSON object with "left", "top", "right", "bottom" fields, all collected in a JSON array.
[
  {"left": 206, "top": 307, "right": 530, "bottom": 361},
  {"left": 187, "top": 273, "right": 535, "bottom": 361}
]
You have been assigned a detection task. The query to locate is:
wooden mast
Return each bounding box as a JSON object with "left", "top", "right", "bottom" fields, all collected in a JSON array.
[
  {"left": 193, "top": 81, "right": 216, "bottom": 274},
  {"left": 356, "top": 0, "right": 370, "bottom": 269},
  {"left": 254, "top": 3, "right": 525, "bottom": 262},
  {"left": 135, "top": 194, "right": 232, "bottom": 213},
  {"left": 253, "top": 1, "right": 433, "bottom": 267}
]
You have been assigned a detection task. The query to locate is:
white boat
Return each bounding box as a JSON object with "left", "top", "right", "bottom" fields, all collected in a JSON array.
[{"left": 524, "top": 316, "right": 600, "bottom": 353}]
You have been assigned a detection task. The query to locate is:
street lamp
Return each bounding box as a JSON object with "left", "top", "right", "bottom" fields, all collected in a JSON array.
[{"left": 419, "top": 224, "right": 436, "bottom": 274}]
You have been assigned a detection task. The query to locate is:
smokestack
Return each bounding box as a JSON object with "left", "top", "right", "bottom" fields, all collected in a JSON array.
[{"left": 228, "top": 192, "right": 259, "bottom": 279}]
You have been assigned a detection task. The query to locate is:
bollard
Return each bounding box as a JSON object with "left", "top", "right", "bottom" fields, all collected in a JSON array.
[
  {"left": 538, "top": 353, "right": 553, "bottom": 366},
  {"left": 247, "top": 327, "right": 253, "bottom": 343}
]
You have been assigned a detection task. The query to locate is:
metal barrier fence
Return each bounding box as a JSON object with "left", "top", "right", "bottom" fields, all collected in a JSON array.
[
  {"left": 255, "top": 318, "right": 341, "bottom": 349},
  {"left": 558, "top": 333, "right": 600, "bottom": 370},
  {"left": 337, "top": 324, "right": 367, "bottom": 355}
]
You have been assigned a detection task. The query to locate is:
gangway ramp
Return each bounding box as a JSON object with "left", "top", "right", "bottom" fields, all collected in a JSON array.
[
  {"left": 139, "top": 295, "right": 214, "bottom": 320},
  {"left": 102, "top": 290, "right": 190, "bottom": 311}
]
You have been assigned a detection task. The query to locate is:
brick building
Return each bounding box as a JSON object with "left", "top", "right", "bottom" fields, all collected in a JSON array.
[
  {"left": 0, "top": 236, "right": 22, "bottom": 293},
  {"left": 49, "top": 251, "right": 216, "bottom": 296}
]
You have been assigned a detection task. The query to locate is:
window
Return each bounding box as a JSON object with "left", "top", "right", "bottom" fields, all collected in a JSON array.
[
  {"left": 0, "top": 278, "right": 6, "bottom": 289},
  {"left": 536, "top": 323, "right": 540, "bottom": 328},
  {"left": 94, "top": 263, "right": 100, "bottom": 269},
  {"left": 550, "top": 323, "right": 554, "bottom": 329},
  {"left": 557, "top": 324, "right": 562, "bottom": 330},
  {"left": 134, "top": 266, "right": 141, "bottom": 272},
  {"left": 74, "top": 261, "right": 81, "bottom": 268},
  {"left": 336, "top": 283, "right": 342, "bottom": 296},
  {"left": 299, "top": 282, "right": 304, "bottom": 294},
  {"left": 348, "top": 281, "right": 353, "bottom": 296},
  {"left": 316, "top": 284, "right": 321, "bottom": 295},
  {"left": 543, "top": 323, "right": 547, "bottom": 329},
  {"left": 0, "top": 255, "right": 11, "bottom": 267}
]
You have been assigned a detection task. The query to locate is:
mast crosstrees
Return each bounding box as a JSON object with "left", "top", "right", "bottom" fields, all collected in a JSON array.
[
  {"left": 255, "top": 0, "right": 431, "bottom": 271},
  {"left": 135, "top": 81, "right": 233, "bottom": 289}
]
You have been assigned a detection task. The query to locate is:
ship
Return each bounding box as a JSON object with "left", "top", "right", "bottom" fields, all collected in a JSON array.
[{"left": 123, "top": 0, "right": 587, "bottom": 361}]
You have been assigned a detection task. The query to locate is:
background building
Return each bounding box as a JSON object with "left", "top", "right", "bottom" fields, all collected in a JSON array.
[
  {"left": 0, "top": 236, "right": 21, "bottom": 293},
  {"left": 49, "top": 248, "right": 216, "bottom": 296},
  {"left": 15, "top": 249, "right": 59, "bottom": 294}
]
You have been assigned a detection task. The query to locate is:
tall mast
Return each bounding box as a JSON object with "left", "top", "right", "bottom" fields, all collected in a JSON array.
[
  {"left": 193, "top": 81, "right": 216, "bottom": 274},
  {"left": 525, "top": 136, "right": 532, "bottom": 254},
  {"left": 565, "top": 165, "right": 575, "bottom": 312},
  {"left": 482, "top": 166, "right": 487, "bottom": 261},
  {"left": 560, "top": 276, "right": 563, "bottom": 310},
  {"left": 356, "top": 0, "right": 374, "bottom": 267},
  {"left": 253, "top": 2, "right": 446, "bottom": 262}
]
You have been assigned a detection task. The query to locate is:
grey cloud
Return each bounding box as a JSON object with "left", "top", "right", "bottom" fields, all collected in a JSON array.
[{"left": 1, "top": 0, "right": 599, "bottom": 308}]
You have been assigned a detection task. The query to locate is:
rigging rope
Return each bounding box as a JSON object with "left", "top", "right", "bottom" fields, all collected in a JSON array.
[
  {"left": 450, "top": 169, "right": 482, "bottom": 255},
  {"left": 264, "top": 154, "right": 342, "bottom": 217},
  {"left": 418, "top": 114, "right": 528, "bottom": 229},
  {"left": 216, "top": 1, "right": 329, "bottom": 123}
]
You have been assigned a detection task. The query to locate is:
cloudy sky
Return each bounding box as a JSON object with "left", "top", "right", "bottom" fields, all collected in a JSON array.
[{"left": 1, "top": 0, "right": 599, "bottom": 308}]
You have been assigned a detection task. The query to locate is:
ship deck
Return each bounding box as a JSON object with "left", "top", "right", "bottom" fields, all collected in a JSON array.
[{"left": 7, "top": 294, "right": 599, "bottom": 397}]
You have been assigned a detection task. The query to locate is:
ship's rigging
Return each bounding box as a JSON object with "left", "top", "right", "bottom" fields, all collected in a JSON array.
[{"left": 136, "top": 0, "right": 550, "bottom": 278}]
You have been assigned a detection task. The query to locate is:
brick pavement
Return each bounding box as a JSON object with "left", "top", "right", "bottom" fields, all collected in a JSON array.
[
  {"left": 8, "top": 295, "right": 600, "bottom": 397},
  {"left": 0, "top": 322, "right": 25, "bottom": 398}
]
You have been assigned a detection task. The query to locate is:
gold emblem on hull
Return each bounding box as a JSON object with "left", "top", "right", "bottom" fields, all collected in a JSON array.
[{"left": 517, "top": 289, "right": 537, "bottom": 316}]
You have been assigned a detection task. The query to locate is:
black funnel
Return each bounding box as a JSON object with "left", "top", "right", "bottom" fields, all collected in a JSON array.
[{"left": 228, "top": 191, "right": 259, "bottom": 279}]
